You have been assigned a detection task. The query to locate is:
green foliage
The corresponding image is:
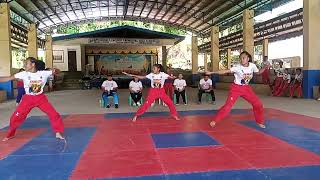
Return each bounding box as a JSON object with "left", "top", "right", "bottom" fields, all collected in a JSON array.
[
  {"left": 12, "top": 48, "right": 27, "bottom": 69},
  {"left": 56, "top": 20, "right": 187, "bottom": 36}
]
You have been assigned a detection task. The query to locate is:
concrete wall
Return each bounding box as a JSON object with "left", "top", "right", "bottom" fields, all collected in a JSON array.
[{"left": 52, "top": 45, "right": 82, "bottom": 71}]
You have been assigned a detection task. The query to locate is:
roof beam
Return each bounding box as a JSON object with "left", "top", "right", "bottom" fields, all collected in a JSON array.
[
  {"left": 180, "top": 0, "right": 217, "bottom": 25},
  {"left": 194, "top": 0, "right": 244, "bottom": 30},
  {"left": 159, "top": 0, "right": 178, "bottom": 20},
  {"left": 28, "top": 0, "right": 56, "bottom": 25},
  {"left": 55, "top": 0, "right": 71, "bottom": 21},
  {"left": 173, "top": 0, "right": 201, "bottom": 23},
  {"left": 153, "top": 0, "right": 168, "bottom": 19},
  {"left": 187, "top": 0, "right": 226, "bottom": 26},
  {"left": 123, "top": 0, "right": 129, "bottom": 17},
  {"left": 131, "top": 0, "right": 139, "bottom": 16},
  {"left": 77, "top": 0, "right": 87, "bottom": 19},
  {"left": 166, "top": 0, "right": 190, "bottom": 22},
  {"left": 139, "top": 0, "right": 148, "bottom": 17},
  {"left": 66, "top": 0, "right": 79, "bottom": 20},
  {"left": 146, "top": 0, "right": 157, "bottom": 18},
  {"left": 14, "top": 0, "right": 48, "bottom": 27},
  {"left": 42, "top": 0, "right": 64, "bottom": 23}
]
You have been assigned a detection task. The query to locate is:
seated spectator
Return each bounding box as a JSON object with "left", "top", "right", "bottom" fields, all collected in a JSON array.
[
  {"left": 272, "top": 61, "right": 285, "bottom": 94},
  {"left": 129, "top": 77, "right": 143, "bottom": 106},
  {"left": 289, "top": 68, "right": 303, "bottom": 98},
  {"left": 173, "top": 74, "right": 187, "bottom": 105},
  {"left": 101, "top": 74, "right": 119, "bottom": 108},
  {"left": 274, "top": 68, "right": 291, "bottom": 96},
  {"left": 198, "top": 74, "right": 215, "bottom": 104}
]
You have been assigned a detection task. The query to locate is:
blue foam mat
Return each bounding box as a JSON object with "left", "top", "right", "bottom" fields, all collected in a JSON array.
[{"left": 239, "top": 119, "right": 320, "bottom": 154}]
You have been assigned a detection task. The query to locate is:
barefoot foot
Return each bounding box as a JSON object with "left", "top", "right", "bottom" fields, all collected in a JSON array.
[
  {"left": 132, "top": 116, "right": 138, "bottom": 122},
  {"left": 2, "top": 136, "right": 14, "bottom": 142},
  {"left": 55, "top": 132, "right": 65, "bottom": 140},
  {"left": 257, "top": 123, "right": 266, "bottom": 128},
  {"left": 210, "top": 121, "right": 216, "bottom": 128},
  {"left": 173, "top": 116, "right": 180, "bottom": 121}
]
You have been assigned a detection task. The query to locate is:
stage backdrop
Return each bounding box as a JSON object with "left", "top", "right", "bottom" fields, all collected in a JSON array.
[{"left": 96, "top": 54, "right": 152, "bottom": 75}]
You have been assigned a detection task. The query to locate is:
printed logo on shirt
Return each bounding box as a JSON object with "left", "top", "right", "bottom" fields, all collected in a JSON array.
[
  {"left": 153, "top": 79, "right": 161, "bottom": 88},
  {"left": 241, "top": 73, "right": 253, "bottom": 85},
  {"left": 29, "top": 80, "right": 42, "bottom": 94}
]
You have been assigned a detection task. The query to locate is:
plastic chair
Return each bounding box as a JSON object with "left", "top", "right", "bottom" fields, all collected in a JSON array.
[
  {"left": 173, "top": 92, "right": 188, "bottom": 104},
  {"left": 128, "top": 95, "right": 143, "bottom": 106}
]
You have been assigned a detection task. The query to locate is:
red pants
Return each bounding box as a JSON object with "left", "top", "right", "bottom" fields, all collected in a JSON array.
[
  {"left": 214, "top": 83, "right": 264, "bottom": 124},
  {"left": 274, "top": 81, "right": 290, "bottom": 96},
  {"left": 289, "top": 83, "right": 302, "bottom": 97},
  {"left": 273, "top": 77, "right": 284, "bottom": 94},
  {"left": 261, "top": 69, "right": 271, "bottom": 85},
  {"left": 164, "top": 83, "right": 174, "bottom": 100},
  {"left": 6, "top": 94, "right": 64, "bottom": 138},
  {"left": 136, "top": 88, "right": 177, "bottom": 117}
]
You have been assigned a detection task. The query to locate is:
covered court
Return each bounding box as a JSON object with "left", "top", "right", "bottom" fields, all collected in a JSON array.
[{"left": 0, "top": 0, "right": 320, "bottom": 179}]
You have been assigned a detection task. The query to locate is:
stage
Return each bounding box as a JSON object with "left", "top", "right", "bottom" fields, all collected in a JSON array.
[{"left": 1, "top": 108, "right": 320, "bottom": 179}]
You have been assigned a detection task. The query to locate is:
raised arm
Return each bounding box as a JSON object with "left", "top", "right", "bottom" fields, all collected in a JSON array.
[
  {"left": 0, "top": 76, "right": 16, "bottom": 83},
  {"left": 255, "top": 65, "right": 271, "bottom": 75},
  {"left": 122, "top": 72, "right": 146, "bottom": 79},
  {"left": 205, "top": 70, "right": 232, "bottom": 75}
]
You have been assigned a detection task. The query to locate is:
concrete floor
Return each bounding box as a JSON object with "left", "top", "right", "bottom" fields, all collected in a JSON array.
[{"left": 0, "top": 88, "right": 319, "bottom": 129}]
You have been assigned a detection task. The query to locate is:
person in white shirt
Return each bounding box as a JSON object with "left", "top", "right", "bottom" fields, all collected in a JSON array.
[
  {"left": 101, "top": 74, "right": 119, "bottom": 108},
  {"left": 206, "top": 51, "right": 270, "bottom": 129},
  {"left": 173, "top": 74, "right": 187, "bottom": 105},
  {"left": 123, "top": 64, "right": 179, "bottom": 122},
  {"left": 129, "top": 77, "right": 143, "bottom": 106},
  {"left": 198, "top": 74, "right": 215, "bottom": 104},
  {"left": 274, "top": 68, "right": 291, "bottom": 96},
  {"left": 273, "top": 61, "right": 285, "bottom": 94},
  {"left": 289, "top": 68, "right": 303, "bottom": 98},
  {"left": 0, "top": 57, "right": 64, "bottom": 141}
]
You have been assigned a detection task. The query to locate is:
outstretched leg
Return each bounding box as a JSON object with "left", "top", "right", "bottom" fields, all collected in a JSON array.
[
  {"left": 242, "top": 87, "right": 265, "bottom": 128},
  {"left": 4, "top": 95, "right": 34, "bottom": 141},
  {"left": 134, "top": 89, "right": 159, "bottom": 121},
  {"left": 212, "top": 84, "right": 241, "bottom": 126},
  {"left": 160, "top": 89, "right": 179, "bottom": 120}
]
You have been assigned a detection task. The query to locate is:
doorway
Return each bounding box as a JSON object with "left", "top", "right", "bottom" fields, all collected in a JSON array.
[{"left": 68, "top": 50, "right": 77, "bottom": 71}]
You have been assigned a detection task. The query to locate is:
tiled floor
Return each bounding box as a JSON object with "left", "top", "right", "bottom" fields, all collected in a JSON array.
[{"left": 1, "top": 108, "right": 320, "bottom": 179}]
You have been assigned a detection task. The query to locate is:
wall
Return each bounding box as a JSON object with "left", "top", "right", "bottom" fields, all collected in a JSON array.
[{"left": 52, "top": 45, "right": 82, "bottom": 71}]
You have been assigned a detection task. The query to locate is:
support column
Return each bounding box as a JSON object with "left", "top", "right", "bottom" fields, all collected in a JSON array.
[
  {"left": 262, "top": 38, "right": 268, "bottom": 57},
  {"left": 243, "top": 9, "right": 254, "bottom": 58},
  {"left": 191, "top": 36, "right": 198, "bottom": 74},
  {"left": 28, "top": 23, "right": 38, "bottom": 58},
  {"left": 0, "top": 3, "right": 13, "bottom": 99},
  {"left": 303, "top": 0, "right": 320, "bottom": 98},
  {"left": 210, "top": 26, "right": 219, "bottom": 71},
  {"left": 204, "top": 52, "right": 208, "bottom": 71},
  {"left": 161, "top": 46, "right": 167, "bottom": 71},
  {"left": 227, "top": 48, "right": 232, "bottom": 69},
  {"left": 45, "top": 35, "right": 53, "bottom": 68},
  {"left": 191, "top": 35, "right": 199, "bottom": 86}
]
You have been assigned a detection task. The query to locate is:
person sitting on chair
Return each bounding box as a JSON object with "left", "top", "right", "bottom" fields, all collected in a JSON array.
[
  {"left": 173, "top": 74, "right": 187, "bottom": 105},
  {"left": 198, "top": 74, "right": 216, "bottom": 104},
  {"left": 129, "top": 76, "right": 143, "bottom": 106},
  {"left": 101, "top": 74, "right": 119, "bottom": 108}
]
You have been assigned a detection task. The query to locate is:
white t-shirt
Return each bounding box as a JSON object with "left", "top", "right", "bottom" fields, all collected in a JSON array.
[
  {"left": 14, "top": 70, "right": 52, "bottom": 95},
  {"left": 146, "top": 72, "right": 169, "bottom": 88},
  {"left": 283, "top": 73, "right": 291, "bottom": 83},
  {"left": 295, "top": 74, "right": 303, "bottom": 82},
  {"left": 129, "top": 81, "right": 143, "bottom": 92},
  {"left": 275, "top": 67, "right": 285, "bottom": 77},
  {"left": 174, "top": 79, "right": 187, "bottom": 90},
  {"left": 102, "top": 80, "right": 118, "bottom": 91},
  {"left": 230, "top": 63, "right": 259, "bottom": 85},
  {"left": 199, "top": 79, "right": 212, "bottom": 90}
]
